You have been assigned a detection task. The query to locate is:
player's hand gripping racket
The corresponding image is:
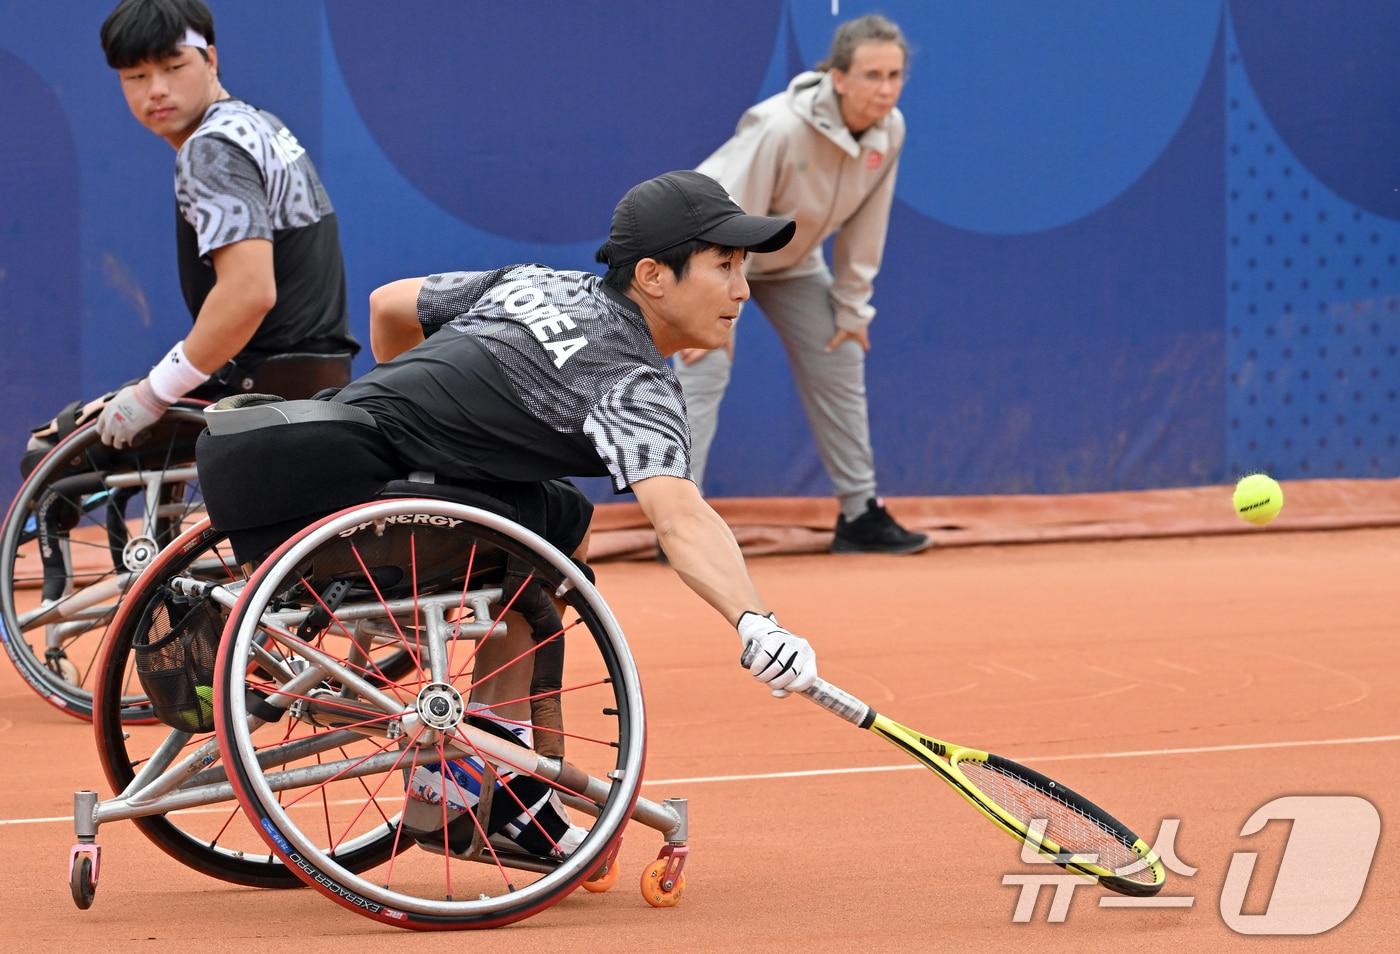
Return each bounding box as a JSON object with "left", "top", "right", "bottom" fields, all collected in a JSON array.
[{"left": 741, "top": 642, "right": 1166, "bottom": 896}]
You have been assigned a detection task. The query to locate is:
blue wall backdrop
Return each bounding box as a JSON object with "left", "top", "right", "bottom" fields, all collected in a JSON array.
[{"left": 1, "top": 0, "right": 1397, "bottom": 503}]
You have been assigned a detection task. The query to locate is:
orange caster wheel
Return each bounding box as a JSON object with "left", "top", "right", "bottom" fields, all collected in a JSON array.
[
  {"left": 640, "top": 858, "right": 686, "bottom": 908},
  {"left": 583, "top": 856, "right": 620, "bottom": 893}
]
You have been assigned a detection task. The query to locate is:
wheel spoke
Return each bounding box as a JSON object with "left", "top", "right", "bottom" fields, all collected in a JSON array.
[{"left": 348, "top": 541, "right": 424, "bottom": 679}]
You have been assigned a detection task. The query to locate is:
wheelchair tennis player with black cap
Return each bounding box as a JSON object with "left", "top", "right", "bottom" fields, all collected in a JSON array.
[
  {"left": 199, "top": 169, "right": 817, "bottom": 706},
  {"left": 89, "top": 170, "right": 821, "bottom": 925}
]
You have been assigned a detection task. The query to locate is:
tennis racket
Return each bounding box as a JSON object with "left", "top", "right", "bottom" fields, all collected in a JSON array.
[{"left": 742, "top": 643, "right": 1166, "bottom": 896}]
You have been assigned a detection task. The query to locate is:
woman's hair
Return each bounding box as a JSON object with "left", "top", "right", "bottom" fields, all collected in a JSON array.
[
  {"left": 816, "top": 13, "right": 909, "bottom": 72},
  {"left": 100, "top": 0, "right": 215, "bottom": 70}
]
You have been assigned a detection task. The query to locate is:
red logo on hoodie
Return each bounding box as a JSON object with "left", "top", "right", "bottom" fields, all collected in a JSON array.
[{"left": 865, "top": 150, "right": 884, "bottom": 170}]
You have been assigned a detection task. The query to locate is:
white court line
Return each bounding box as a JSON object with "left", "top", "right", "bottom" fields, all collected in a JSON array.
[
  {"left": 3, "top": 733, "right": 1398, "bottom": 829},
  {"left": 639, "top": 733, "right": 1400, "bottom": 787}
]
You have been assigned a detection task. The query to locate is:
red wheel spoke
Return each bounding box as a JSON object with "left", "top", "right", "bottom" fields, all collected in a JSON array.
[
  {"left": 208, "top": 804, "right": 242, "bottom": 847},
  {"left": 446, "top": 544, "right": 479, "bottom": 678},
  {"left": 381, "top": 732, "right": 430, "bottom": 891},
  {"left": 445, "top": 725, "right": 590, "bottom": 804},
  {"left": 349, "top": 541, "right": 424, "bottom": 678},
  {"left": 438, "top": 739, "right": 454, "bottom": 897},
  {"left": 464, "top": 680, "right": 613, "bottom": 745},
  {"left": 296, "top": 575, "right": 411, "bottom": 705},
  {"left": 317, "top": 752, "right": 333, "bottom": 850},
  {"left": 212, "top": 544, "right": 239, "bottom": 581},
  {"left": 329, "top": 742, "right": 413, "bottom": 853},
  {"left": 456, "top": 731, "right": 564, "bottom": 857},
  {"left": 279, "top": 732, "right": 405, "bottom": 811},
  {"left": 410, "top": 534, "right": 421, "bottom": 672},
  {"left": 461, "top": 620, "right": 582, "bottom": 699},
  {"left": 448, "top": 567, "right": 540, "bottom": 684},
  {"left": 380, "top": 741, "right": 423, "bottom": 890},
  {"left": 243, "top": 680, "right": 403, "bottom": 725},
  {"left": 436, "top": 738, "right": 515, "bottom": 895}
]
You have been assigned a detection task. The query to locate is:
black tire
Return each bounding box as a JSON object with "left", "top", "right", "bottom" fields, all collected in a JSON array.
[
  {"left": 1, "top": 409, "right": 208, "bottom": 720},
  {"left": 93, "top": 520, "right": 405, "bottom": 888},
  {"left": 70, "top": 855, "right": 96, "bottom": 910}
]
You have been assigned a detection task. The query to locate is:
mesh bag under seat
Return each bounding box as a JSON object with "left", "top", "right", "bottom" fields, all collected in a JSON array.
[{"left": 132, "top": 587, "right": 223, "bottom": 733}]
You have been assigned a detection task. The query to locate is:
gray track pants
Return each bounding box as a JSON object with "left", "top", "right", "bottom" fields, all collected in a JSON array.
[{"left": 673, "top": 269, "right": 877, "bottom": 505}]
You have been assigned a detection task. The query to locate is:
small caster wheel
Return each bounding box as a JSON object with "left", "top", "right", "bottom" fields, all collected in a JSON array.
[
  {"left": 640, "top": 858, "right": 685, "bottom": 908},
  {"left": 583, "top": 856, "right": 619, "bottom": 893},
  {"left": 70, "top": 855, "right": 96, "bottom": 909}
]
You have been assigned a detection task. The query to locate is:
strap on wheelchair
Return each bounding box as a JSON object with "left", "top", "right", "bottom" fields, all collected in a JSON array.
[
  {"left": 296, "top": 579, "right": 354, "bottom": 642},
  {"left": 498, "top": 556, "right": 564, "bottom": 645},
  {"left": 208, "top": 352, "right": 354, "bottom": 400},
  {"left": 49, "top": 399, "right": 85, "bottom": 442},
  {"left": 245, "top": 690, "right": 288, "bottom": 724},
  {"left": 496, "top": 554, "right": 570, "bottom": 759},
  {"left": 33, "top": 473, "right": 106, "bottom": 603}
]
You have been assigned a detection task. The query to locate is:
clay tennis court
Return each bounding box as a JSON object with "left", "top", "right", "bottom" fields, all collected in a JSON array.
[{"left": 1, "top": 491, "right": 1396, "bottom": 952}]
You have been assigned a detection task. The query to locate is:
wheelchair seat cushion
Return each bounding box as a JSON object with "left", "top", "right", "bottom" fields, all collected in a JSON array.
[
  {"left": 197, "top": 416, "right": 401, "bottom": 563},
  {"left": 205, "top": 397, "right": 376, "bottom": 436}
]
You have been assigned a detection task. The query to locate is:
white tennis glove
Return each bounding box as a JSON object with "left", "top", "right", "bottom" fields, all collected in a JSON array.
[
  {"left": 737, "top": 611, "right": 817, "bottom": 698},
  {"left": 95, "top": 379, "right": 169, "bottom": 449}
]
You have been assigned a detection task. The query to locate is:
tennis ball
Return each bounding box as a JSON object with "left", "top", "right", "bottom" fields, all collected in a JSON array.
[
  {"left": 1233, "top": 474, "right": 1283, "bottom": 525},
  {"left": 195, "top": 683, "right": 214, "bottom": 716}
]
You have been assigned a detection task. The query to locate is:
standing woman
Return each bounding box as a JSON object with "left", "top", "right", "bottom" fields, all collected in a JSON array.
[{"left": 674, "top": 14, "right": 929, "bottom": 554}]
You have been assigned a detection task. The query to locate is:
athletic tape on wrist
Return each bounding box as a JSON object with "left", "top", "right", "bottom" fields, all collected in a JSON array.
[{"left": 147, "top": 341, "right": 210, "bottom": 403}]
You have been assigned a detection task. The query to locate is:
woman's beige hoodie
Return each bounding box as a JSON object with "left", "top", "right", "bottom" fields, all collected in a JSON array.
[{"left": 698, "top": 70, "right": 904, "bottom": 333}]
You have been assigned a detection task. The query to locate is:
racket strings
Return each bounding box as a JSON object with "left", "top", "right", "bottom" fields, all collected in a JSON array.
[{"left": 956, "top": 758, "right": 1152, "bottom": 882}]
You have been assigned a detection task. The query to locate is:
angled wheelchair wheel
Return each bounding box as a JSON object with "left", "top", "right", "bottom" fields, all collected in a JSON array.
[
  {"left": 0, "top": 408, "right": 208, "bottom": 720},
  {"left": 216, "top": 499, "right": 646, "bottom": 929},
  {"left": 93, "top": 518, "right": 406, "bottom": 887}
]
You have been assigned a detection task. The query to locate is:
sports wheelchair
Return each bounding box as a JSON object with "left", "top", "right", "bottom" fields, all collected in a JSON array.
[
  {"left": 1, "top": 353, "right": 351, "bottom": 720},
  {"left": 67, "top": 402, "right": 689, "bottom": 929}
]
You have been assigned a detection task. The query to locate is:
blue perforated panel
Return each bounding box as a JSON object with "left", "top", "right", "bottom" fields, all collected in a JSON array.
[{"left": 1225, "top": 17, "right": 1400, "bottom": 480}]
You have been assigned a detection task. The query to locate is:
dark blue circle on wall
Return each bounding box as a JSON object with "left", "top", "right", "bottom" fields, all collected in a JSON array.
[
  {"left": 326, "top": 1, "right": 783, "bottom": 244},
  {"left": 1232, "top": 0, "right": 1400, "bottom": 220},
  {"left": 789, "top": 0, "right": 1222, "bottom": 234}
]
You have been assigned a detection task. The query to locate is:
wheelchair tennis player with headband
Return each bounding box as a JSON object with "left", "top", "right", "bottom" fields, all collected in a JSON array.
[
  {"left": 197, "top": 169, "right": 819, "bottom": 707},
  {"left": 1, "top": 0, "right": 357, "bottom": 720}
]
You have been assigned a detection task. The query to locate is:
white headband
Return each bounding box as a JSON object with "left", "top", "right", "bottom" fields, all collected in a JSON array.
[{"left": 180, "top": 27, "right": 209, "bottom": 50}]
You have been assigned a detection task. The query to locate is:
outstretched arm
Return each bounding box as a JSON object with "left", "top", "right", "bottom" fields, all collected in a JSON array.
[
  {"left": 631, "top": 475, "right": 816, "bottom": 694},
  {"left": 631, "top": 474, "right": 762, "bottom": 624}
]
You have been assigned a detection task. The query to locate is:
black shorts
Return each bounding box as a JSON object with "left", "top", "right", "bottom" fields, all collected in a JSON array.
[{"left": 196, "top": 418, "right": 593, "bottom": 564}]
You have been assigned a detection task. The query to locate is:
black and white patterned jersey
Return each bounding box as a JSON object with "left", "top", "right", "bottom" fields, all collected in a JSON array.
[
  {"left": 334, "top": 264, "right": 691, "bottom": 492},
  {"left": 173, "top": 99, "right": 357, "bottom": 361}
]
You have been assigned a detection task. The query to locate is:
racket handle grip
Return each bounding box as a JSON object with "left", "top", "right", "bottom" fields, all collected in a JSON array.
[
  {"left": 741, "top": 641, "right": 872, "bottom": 727},
  {"left": 801, "top": 678, "right": 873, "bottom": 727}
]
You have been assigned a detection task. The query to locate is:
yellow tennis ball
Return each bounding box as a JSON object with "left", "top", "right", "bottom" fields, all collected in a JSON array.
[{"left": 1233, "top": 474, "right": 1283, "bottom": 525}]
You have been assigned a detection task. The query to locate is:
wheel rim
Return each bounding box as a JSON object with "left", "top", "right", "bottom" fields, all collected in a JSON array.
[
  {"left": 217, "top": 499, "right": 645, "bottom": 926},
  {"left": 0, "top": 409, "right": 208, "bottom": 717}
]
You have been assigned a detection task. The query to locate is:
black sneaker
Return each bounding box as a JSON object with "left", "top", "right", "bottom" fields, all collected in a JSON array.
[{"left": 832, "top": 498, "right": 932, "bottom": 554}]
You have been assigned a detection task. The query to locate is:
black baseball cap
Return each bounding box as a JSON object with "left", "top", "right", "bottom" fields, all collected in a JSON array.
[{"left": 595, "top": 170, "right": 796, "bottom": 269}]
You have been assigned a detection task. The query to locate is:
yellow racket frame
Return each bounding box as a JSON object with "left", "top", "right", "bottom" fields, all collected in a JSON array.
[{"left": 868, "top": 713, "right": 1166, "bottom": 894}]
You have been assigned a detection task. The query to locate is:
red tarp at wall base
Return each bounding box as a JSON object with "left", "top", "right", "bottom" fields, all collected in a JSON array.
[{"left": 588, "top": 479, "right": 1400, "bottom": 561}]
